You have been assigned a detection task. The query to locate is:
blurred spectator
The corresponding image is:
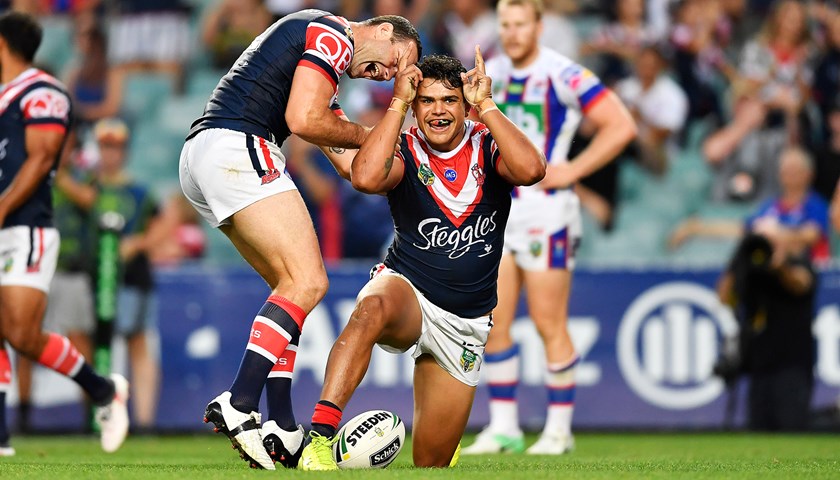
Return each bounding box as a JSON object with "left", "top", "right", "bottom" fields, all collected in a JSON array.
[
  {"left": 704, "top": 1, "right": 814, "bottom": 202},
  {"left": 64, "top": 23, "right": 124, "bottom": 132},
  {"left": 60, "top": 118, "right": 163, "bottom": 431},
  {"left": 669, "top": 0, "right": 729, "bottom": 127},
  {"left": 435, "top": 0, "right": 500, "bottom": 65},
  {"left": 832, "top": 179, "right": 840, "bottom": 234},
  {"left": 146, "top": 193, "right": 206, "bottom": 267},
  {"left": 718, "top": 0, "right": 763, "bottom": 64},
  {"left": 717, "top": 231, "right": 817, "bottom": 431},
  {"left": 738, "top": 0, "right": 813, "bottom": 143},
  {"left": 811, "top": 97, "right": 840, "bottom": 204},
  {"left": 285, "top": 82, "right": 394, "bottom": 262},
  {"left": 108, "top": 0, "right": 192, "bottom": 87},
  {"left": 201, "top": 0, "right": 272, "bottom": 71},
  {"left": 580, "top": 0, "right": 659, "bottom": 86},
  {"left": 16, "top": 132, "right": 96, "bottom": 433},
  {"left": 540, "top": 0, "right": 580, "bottom": 60},
  {"left": 616, "top": 45, "right": 688, "bottom": 175},
  {"left": 813, "top": 12, "right": 840, "bottom": 141},
  {"left": 670, "top": 146, "right": 831, "bottom": 263}
]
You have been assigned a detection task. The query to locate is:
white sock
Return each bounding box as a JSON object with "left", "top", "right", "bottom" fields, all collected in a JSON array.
[
  {"left": 485, "top": 345, "right": 521, "bottom": 434},
  {"left": 543, "top": 355, "right": 578, "bottom": 437}
]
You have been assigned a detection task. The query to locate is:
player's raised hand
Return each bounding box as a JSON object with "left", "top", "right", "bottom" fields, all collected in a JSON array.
[
  {"left": 461, "top": 45, "right": 492, "bottom": 106},
  {"left": 392, "top": 53, "right": 422, "bottom": 104}
]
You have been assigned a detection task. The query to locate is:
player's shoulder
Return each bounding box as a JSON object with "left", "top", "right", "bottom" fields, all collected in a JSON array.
[{"left": 484, "top": 55, "right": 512, "bottom": 76}]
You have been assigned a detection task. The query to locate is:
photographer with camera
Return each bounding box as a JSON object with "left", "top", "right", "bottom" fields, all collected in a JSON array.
[{"left": 714, "top": 147, "right": 829, "bottom": 431}]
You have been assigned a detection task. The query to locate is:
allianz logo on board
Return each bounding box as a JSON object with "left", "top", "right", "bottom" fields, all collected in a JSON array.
[{"left": 617, "top": 282, "right": 738, "bottom": 410}]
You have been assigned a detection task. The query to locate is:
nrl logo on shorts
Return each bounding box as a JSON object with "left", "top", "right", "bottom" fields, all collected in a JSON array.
[
  {"left": 417, "top": 163, "right": 435, "bottom": 186},
  {"left": 261, "top": 168, "right": 282, "bottom": 185},
  {"left": 529, "top": 240, "right": 542, "bottom": 257},
  {"left": 460, "top": 348, "right": 477, "bottom": 373},
  {"left": 3, "top": 257, "right": 12, "bottom": 273}
]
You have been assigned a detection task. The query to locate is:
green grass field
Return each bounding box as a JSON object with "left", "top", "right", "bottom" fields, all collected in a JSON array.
[{"left": 1, "top": 433, "right": 838, "bottom": 479}]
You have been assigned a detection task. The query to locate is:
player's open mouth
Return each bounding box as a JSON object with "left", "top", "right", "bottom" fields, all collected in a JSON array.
[
  {"left": 365, "top": 63, "right": 381, "bottom": 79},
  {"left": 428, "top": 119, "right": 452, "bottom": 131}
]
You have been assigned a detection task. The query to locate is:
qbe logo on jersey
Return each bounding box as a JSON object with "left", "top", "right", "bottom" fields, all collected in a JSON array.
[{"left": 617, "top": 282, "right": 738, "bottom": 410}]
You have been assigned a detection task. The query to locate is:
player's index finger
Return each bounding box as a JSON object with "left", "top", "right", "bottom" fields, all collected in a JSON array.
[{"left": 474, "top": 45, "right": 485, "bottom": 72}]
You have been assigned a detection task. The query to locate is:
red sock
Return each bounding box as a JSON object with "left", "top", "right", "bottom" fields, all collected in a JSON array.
[
  {"left": 0, "top": 350, "right": 10, "bottom": 392},
  {"left": 268, "top": 345, "right": 297, "bottom": 379},
  {"left": 38, "top": 333, "right": 84, "bottom": 377},
  {"left": 311, "top": 400, "right": 342, "bottom": 437}
]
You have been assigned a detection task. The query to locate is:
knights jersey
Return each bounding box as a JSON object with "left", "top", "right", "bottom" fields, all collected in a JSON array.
[
  {"left": 383, "top": 121, "right": 513, "bottom": 317},
  {"left": 188, "top": 9, "right": 352, "bottom": 146},
  {"left": 485, "top": 47, "right": 607, "bottom": 199},
  {"left": 0, "top": 68, "right": 72, "bottom": 228}
]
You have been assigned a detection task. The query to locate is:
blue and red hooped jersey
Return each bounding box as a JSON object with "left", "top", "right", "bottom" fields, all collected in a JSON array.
[
  {"left": 188, "top": 9, "right": 353, "bottom": 146},
  {"left": 383, "top": 121, "right": 514, "bottom": 317},
  {"left": 0, "top": 68, "right": 72, "bottom": 228}
]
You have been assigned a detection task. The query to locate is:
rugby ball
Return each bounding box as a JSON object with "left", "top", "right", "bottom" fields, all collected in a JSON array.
[{"left": 333, "top": 410, "right": 405, "bottom": 469}]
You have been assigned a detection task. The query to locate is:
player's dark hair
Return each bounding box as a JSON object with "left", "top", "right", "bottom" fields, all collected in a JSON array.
[
  {"left": 364, "top": 15, "right": 422, "bottom": 59},
  {"left": 0, "top": 11, "right": 42, "bottom": 62},
  {"left": 417, "top": 55, "right": 467, "bottom": 94}
]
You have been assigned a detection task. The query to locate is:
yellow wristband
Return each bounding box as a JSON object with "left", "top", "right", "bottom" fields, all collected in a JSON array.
[
  {"left": 479, "top": 106, "right": 500, "bottom": 119},
  {"left": 390, "top": 97, "right": 409, "bottom": 116}
]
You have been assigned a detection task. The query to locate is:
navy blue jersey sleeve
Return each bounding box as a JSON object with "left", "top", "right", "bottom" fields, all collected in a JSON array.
[
  {"left": 19, "top": 85, "right": 71, "bottom": 131},
  {"left": 298, "top": 15, "right": 354, "bottom": 91}
]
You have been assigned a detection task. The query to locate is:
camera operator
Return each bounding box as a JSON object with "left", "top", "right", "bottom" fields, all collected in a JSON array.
[{"left": 715, "top": 147, "right": 830, "bottom": 431}]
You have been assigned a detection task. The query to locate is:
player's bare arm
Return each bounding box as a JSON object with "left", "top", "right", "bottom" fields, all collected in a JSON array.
[
  {"left": 0, "top": 126, "right": 65, "bottom": 224},
  {"left": 539, "top": 91, "right": 636, "bottom": 190},
  {"left": 463, "top": 45, "right": 545, "bottom": 186},
  {"left": 351, "top": 54, "right": 419, "bottom": 194},
  {"left": 286, "top": 66, "right": 368, "bottom": 149}
]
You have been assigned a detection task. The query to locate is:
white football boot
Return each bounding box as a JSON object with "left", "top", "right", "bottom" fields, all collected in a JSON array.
[
  {"left": 204, "top": 391, "right": 275, "bottom": 470},
  {"left": 526, "top": 432, "right": 574, "bottom": 455},
  {"left": 261, "top": 420, "right": 304, "bottom": 469},
  {"left": 462, "top": 426, "right": 525, "bottom": 454},
  {"left": 0, "top": 444, "right": 15, "bottom": 457},
  {"left": 96, "top": 373, "right": 130, "bottom": 453}
]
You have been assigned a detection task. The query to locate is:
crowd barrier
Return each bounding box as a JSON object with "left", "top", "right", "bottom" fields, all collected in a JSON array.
[{"left": 12, "top": 264, "right": 840, "bottom": 431}]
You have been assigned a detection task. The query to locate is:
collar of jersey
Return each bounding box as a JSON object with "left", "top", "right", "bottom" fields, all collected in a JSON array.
[{"left": 414, "top": 121, "right": 473, "bottom": 160}]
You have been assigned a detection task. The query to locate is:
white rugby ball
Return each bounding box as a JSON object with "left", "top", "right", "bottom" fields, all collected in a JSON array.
[{"left": 333, "top": 410, "right": 405, "bottom": 469}]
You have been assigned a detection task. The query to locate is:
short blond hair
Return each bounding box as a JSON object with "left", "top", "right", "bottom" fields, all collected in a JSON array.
[{"left": 497, "top": 0, "right": 543, "bottom": 20}]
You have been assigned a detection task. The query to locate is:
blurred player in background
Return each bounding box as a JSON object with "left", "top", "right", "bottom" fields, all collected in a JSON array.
[
  {"left": 180, "top": 9, "right": 421, "bottom": 470},
  {"left": 464, "top": 0, "right": 636, "bottom": 455},
  {"left": 0, "top": 11, "right": 128, "bottom": 456},
  {"left": 299, "top": 50, "right": 545, "bottom": 471}
]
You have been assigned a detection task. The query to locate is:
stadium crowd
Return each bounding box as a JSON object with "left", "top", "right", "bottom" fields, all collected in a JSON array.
[{"left": 0, "top": 0, "right": 836, "bottom": 265}]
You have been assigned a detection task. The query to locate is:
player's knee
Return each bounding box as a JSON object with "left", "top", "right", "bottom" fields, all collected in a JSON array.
[
  {"left": 5, "top": 327, "right": 41, "bottom": 358},
  {"left": 349, "top": 295, "right": 391, "bottom": 333}
]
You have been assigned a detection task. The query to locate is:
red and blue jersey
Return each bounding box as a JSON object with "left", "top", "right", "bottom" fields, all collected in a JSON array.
[
  {"left": 383, "top": 121, "right": 513, "bottom": 317},
  {"left": 0, "top": 68, "right": 72, "bottom": 228},
  {"left": 188, "top": 9, "right": 352, "bottom": 146},
  {"left": 484, "top": 47, "right": 607, "bottom": 199},
  {"left": 747, "top": 192, "right": 831, "bottom": 261}
]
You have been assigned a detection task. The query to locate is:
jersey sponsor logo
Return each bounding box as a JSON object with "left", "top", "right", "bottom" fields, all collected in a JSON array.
[
  {"left": 417, "top": 163, "right": 435, "bottom": 185},
  {"left": 499, "top": 103, "right": 545, "bottom": 144},
  {"left": 444, "top": 168, "right": 457, "bottom": 182},
  {"left": 306, "top": 23, "right": 353, "bottom": 76},
  {"left": 559, "top": 64, "right": 599, "bottom": 93},
  {"left": 413, "top": 212, "right": 498, "bottom": 259},
  {"left": 20, "top": 87, "right": 70, "bottom": 121}
]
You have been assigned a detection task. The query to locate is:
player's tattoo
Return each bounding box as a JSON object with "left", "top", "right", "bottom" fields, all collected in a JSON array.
[
  {"left": 384, "top": 155, "right": 394, "bottom": 173},
  {"left": 329, "top": 147, "right": 346, "bottom": 154}
]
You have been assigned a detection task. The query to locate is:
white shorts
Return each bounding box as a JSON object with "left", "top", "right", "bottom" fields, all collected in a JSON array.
[
  {"left": 504, "top": 191, "right": 582, "bottom": 271},
  {"left": 370, "top": 264, "right": 492, "bottom": 387},
  {"left": 43, "top": 271, "right": 95, "bottom": 334},
  {"left": 0, "top": 226, "right": 59, "bottom": 293},
  {"left": 180, "top": 128, "right": 298, "bottom": 227}
]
